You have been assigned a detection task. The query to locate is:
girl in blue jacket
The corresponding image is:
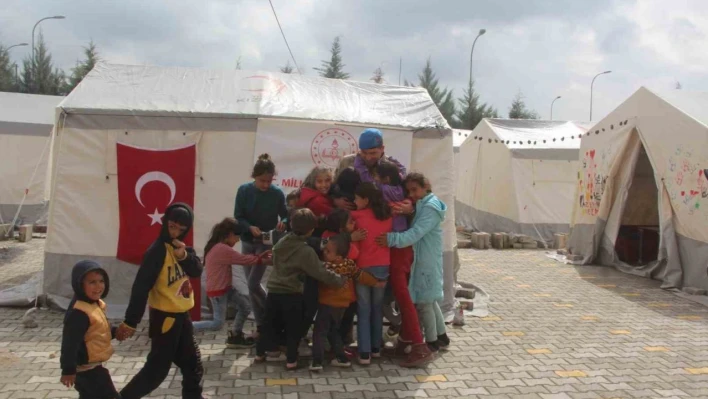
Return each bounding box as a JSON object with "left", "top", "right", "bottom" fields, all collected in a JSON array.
[{"left": 375, "top": 172, "right": 450, "bottom": 353}]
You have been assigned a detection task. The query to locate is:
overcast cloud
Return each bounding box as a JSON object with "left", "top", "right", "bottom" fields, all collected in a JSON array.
[{"left": 2, "top": 0, "right": 707, "bottom": 124}]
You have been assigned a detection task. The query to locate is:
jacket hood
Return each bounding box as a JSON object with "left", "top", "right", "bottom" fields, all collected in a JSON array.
[
  {"left": 71, "top": 260, "right": 110, "bottom": 302},
  {"left": 160, "top": 202, "right": 194, "bottom": 243},
  {"left": 299, "top": 187, "right": 325, "bottom": 204},
  {"left": 420, "top": 193, "right": 447, "bottom": 221},
  {"left": 273, "top": 233, "right": 310, "bottom": 263}
]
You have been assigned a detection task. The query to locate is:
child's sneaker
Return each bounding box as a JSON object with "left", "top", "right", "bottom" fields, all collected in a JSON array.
[
  {"left": 344, "top": 347, "right": 356, "bottom": 359},
  {"left": 226, "top": 331, "right": 255, "bottom": 348},
  {"left": 436, "top": 333, "right": 450, "bottom": 351},
  {"left": 331, "top": 357, "right": 352, "bottom": 368},
  {"left": 386, "top": 324, "right": 401, "bottom": 338},
  {"left": 309, "top": 360, "right": 323, "bottom": 371},
  {"left": 426, "top": 341, "right": 440, "bottom": 353},
  {"left": 371, "top": 349, "right": 382, "bottom": 358},
  {"left": 266, "top": 352, "right": 287, "bottom": 362},
  {"left": 358, "top": 353, "right": 371, "bottom": 365}
]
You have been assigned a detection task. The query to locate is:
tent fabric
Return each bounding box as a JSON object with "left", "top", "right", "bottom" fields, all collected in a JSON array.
[
  {"left": 0, "top": 92, "right": 62, "bottom": 226},
  {"left": 567, "top": 86, "right": 708, "bottom": 295},
  {"left": 455, "top": 118, "right": 587, "bottom": 242},
  {"left": 44, "top": 63, "right": 457, "bottom": 319}
]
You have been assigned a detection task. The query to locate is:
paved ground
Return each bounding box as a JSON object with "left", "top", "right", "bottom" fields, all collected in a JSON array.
[{"left": 1, "top": 242, "right": 708, "bottom": 398}]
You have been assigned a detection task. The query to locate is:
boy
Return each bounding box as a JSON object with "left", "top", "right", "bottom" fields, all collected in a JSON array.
[
  {"left": 116, "top": 203, "right": 204, "bottom": 399},
  {"left": 255, "top": 208, "right": 346, "bottom": 370},
  {"left": 60, "top": 260, "right": 119, "bottom": 399},
  {"left": 311, "top": 234, "right": 384, "bottom": 371}
]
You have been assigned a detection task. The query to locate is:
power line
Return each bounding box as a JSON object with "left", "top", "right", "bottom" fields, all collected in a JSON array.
[{"left": 268, "top": 0, "right": 301, "bottom": 74}]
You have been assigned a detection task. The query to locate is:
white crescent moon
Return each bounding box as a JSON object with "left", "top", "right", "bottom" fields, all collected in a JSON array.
[{"left": 135, "top": 171, "right": 176, "bottom": 208}]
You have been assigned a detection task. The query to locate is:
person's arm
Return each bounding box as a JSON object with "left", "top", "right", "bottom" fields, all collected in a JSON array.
[
  {"left": 387, "top": 206, "right": 439, "bottom": 248},
  {"left": 234, "top": 185, "right": 252, "bottom": 230},
  {"left": 379, "top": 184, "right": 405, "bottom": 203},
  {"left": 60, "top": 310, "right": 90, "bottom": 376},
  {"left": 277, "top": 190, "right": 288, "bottom": 226},
  {"left": 123, "top": 246, "right": 163, "bottom": 328},
  {"left": 225, "top": 246, "right": 261, "bottom": 266},
  {"left": 180, "top": 247, "right": 202, "bottom": 278},
  {"left": 354, "top": 156, "right": 375, "bottom": 183},
  {"left": 302, "top": 251, "right": 346, "bottom": 287}
]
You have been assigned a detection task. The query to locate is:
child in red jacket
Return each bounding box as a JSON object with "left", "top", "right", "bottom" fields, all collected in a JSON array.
[{"left": 297, "top": 167, "right": 334, "bottom": 218}]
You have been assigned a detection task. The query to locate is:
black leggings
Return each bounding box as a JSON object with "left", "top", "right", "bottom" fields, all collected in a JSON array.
[
  {"left": 257, "top": 293, "right": 305, "bottom": 363},
  {"left": 75, "top": 366, "right": 120, "bottom": 399}
]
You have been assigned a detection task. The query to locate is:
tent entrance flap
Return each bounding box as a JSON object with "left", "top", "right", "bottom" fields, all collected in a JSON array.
[{"left": 614, "top": 143, "right": 660, "bottom": 266}]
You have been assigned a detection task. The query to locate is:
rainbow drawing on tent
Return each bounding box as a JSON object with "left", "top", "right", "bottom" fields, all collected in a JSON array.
[
  {"left": 579, "top": 148, "right": 608, "bottom": 216},
  {"left": 665, "top": 146, "right": 707, "bottom": 216}
]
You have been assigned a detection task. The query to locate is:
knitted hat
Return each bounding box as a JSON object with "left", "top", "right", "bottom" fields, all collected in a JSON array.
[{"left": 359, "top": 128, "right": 384, "bottom": 150}]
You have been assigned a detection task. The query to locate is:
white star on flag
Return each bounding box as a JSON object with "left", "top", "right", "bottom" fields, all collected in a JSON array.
[{"left": 148, "top": 208, "right": 164, "bottom": 226}]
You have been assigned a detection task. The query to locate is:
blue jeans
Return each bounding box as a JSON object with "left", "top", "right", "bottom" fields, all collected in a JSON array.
[
  {"left": 193, "top": 287, "right": 251, "bottom": 334},
  {"left": 356, "top": 266, "right": 389, "bottom": 355},
  {"left": 241, "top": 241, "right": 272, "bottom": 328}
]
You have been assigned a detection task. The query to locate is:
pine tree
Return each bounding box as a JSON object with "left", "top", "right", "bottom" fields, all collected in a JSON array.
[
  {"left": 280, "top": 61, "right": 295, "bottom": 74},
  {"left": 412, "top": 57, "right": 456, "bottom": 125},
  {"left": 20, "top": 32, "right": 66, "bottom": 95},
  {"left": 371, "top": 67, "right": 384, "bottom": 84},
  {"left": 0, "top": 45, "right": 15, "bottom": 92},
  {"left": 456, "top": 80, "right": 499, "bottom": 129},
  {"left": 65, "top": 40, "right": 99, "bottom": 93},
  {"left": 314, "top": 36, "right": 350, "bottom": 79},
  {"left": 508, "top": 92, "right": 539, "bottom": 119}
]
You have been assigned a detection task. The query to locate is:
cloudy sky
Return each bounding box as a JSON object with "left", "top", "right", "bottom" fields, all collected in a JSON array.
[{"left": 2, "top": 0, "right": 707, "bottom": 125}]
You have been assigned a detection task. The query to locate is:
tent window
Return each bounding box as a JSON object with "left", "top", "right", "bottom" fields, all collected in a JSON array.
[{"left": 614, "top": 144, "right": 659, "bottom": 265}]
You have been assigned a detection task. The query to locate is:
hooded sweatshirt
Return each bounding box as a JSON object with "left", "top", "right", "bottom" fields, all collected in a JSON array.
[
  {"left": 266, "top": 233, "right": 346, "bottom": 294},
  {"left": 353, "top": 156, "right": 409, "bottom": 232},
  {"left": 123, "top": 203, "right": 203, "bottom": 328},
  {"left": 386, "top": 193, "right": 447, "bottom": 304},
  {"left": 60, "top": 261, "right": 114, "bottom": 375},
  {"left": 297, "top": 187, "right": 334, "bottom": 218}
]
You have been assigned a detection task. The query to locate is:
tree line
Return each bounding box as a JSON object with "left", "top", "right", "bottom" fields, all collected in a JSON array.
[{"left": 0, "top": 33, "right": 98, "bottom": 96}]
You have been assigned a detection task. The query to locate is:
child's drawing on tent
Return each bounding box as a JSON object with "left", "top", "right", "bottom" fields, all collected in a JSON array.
[{"left": 665, "top": 146, "right": 707, "bottom": 216}]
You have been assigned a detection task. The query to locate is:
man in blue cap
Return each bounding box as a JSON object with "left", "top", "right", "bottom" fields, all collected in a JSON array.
[{"left": 335, "top": 128, "right": 403, "bottom": 182}]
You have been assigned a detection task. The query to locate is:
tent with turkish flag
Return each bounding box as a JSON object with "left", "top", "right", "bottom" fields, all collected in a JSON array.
[{"left": 43, "top": 63, "right": 458, "bottom": 319}]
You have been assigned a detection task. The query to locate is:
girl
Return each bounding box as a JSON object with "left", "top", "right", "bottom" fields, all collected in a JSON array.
[
  {"left": 351, "top": 182, "right": 393, "bottom": 364},
  {"left": 375, "top": 173, "right": 450, "bottom": 356},
  {"left": 297, "top": 167, "right": 334, "bottom": 217},
  {"left": 234, "top": 154, "right": 287, "bottom": 339},
  {"left": 193, "top": 218, "right": 271, "bottom": 348}
]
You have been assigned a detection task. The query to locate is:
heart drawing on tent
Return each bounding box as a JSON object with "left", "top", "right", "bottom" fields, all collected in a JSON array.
[
  {"left": 589, "top": 149, "right": 596, "bottom": 159},
  {"left": 690, "top": 190, "right": 699, "bottom": 196}
]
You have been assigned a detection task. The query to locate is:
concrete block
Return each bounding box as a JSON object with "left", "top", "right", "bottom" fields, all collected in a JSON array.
[
  {"left": 457, "top": 239, "right": 473, "bottom": 249},
  {"left": 18, "top": 225, "right": 33, "bottom": 243},
  {"left": 472, "top": 232, "right": 491, "bottom": 249},
  {"left": 0, "top": 225, "right": 13, "bottom": 241},
  {"left": 522, "top": 242, "right": 538, "bottom": 249},
  {"left": 513, "top": 243, "right": 523, "bottom": 249},
  {"left": 502, "top": 233, "right": 512, "bottom": 249},
  {"left": 491, "top": 233, "right": 504, "bottom": 249},
  {"left": 554, "top": 233, "right": 568, "bottom": 249}
]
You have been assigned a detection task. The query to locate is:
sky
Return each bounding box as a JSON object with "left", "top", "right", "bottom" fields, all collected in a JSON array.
[{"left": 2, "top": 0, "right": 708, "bottom": 126}]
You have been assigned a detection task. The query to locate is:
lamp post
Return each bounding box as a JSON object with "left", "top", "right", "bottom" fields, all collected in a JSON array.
[
  {"left": 590, "top": 70, "right": 611, "bottom": 121},
  {"left": 467, "top": 28, "right": 486, "bottom": 129},
  {"left": 30, "top": 16, "right": 64, "bottom": 93},
  {"left": 550, "top": 96, "right": 561, "bottom": 120},
  {"left": 7, "top": 43, "right": 28, "bottom": 90}
]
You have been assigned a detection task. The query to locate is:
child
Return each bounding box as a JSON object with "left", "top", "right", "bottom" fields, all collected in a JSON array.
[
  {"left": 234, "top": 153, "right": 288, "bottom": 338},
  {"left": 375, "top": 173, "right": 450, "bottom": 355},
  {"left": 286, "top": 189, "right": 301, "bottom": 212},
  {"left": 351, "top": 182, "right": 393, "bottom": 364},
  {"left": 310, "top": 234, "right": 384, "bottom": 371},
  {"left": 255, "top": 208, "right": 346, "bottom": 370},
  {"left": 116, "top": 203, "right": 204, "bottom": 399},
  {"left": 193, "top": 217, "right": 272, "bottom": 348},
  {"left": 60, "top": 260, "right": 119, "bottom": 398},
  {"left": 298, "top": 167, "right": 334, "bottom": 217},
  {"left": 330, "top": 167, "right": 361, "bottom": 209}
]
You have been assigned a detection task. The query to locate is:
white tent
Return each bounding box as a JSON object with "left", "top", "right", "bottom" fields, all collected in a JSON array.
[
  {"left": 452, "top": 129, "right": 471, "bottom": 194},
  {"left": 0, "top": 92, "right": 62, "bottom": 227},
  {"left": 456, "top": 119, "right": 587, "bottom": 242},
  {"left": 44, "top": 63, "right": 458, "bottom": 317},
  {"left": 567, "top": 87, "right": 708, "bottom": 296}
]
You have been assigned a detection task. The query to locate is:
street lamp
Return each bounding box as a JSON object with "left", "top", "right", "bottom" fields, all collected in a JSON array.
[
  {"left": 590, "top": 70, "right": 611, "bottom": 121},
  {"left": 6, "top": 43, "right": 28, "bottom": 89},
  {"left": 550, "top": 96, "right": 561, "bottom": 120},
  {"left": 468, "top": 28, "right": 486, "bottom": 129},
  {"left": 32, "top": 16, "right": 65, "bottom": 60}
]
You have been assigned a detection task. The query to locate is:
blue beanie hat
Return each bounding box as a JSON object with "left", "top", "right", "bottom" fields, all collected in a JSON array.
[{"left": 359, "top": 128, "right": 384, "bottom": 150}]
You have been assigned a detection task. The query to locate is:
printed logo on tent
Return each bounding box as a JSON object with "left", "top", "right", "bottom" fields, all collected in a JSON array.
[
  {"left": 311, "top": 128, "right": 358, "bottom": 168},
  {"left": 241, "top": 75, "right": 287, "bottom": 95}
]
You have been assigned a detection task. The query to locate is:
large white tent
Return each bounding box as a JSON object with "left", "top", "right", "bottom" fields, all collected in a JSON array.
[
  {"left": 567, "top": 87, "right": 708, "bottom": 296},
  {"left": 0, "top": 92, "right": 62, "bottom": 227},
  {"left": 452, "top": 129, "right": 472, "bottom": 193},
  {"left": 456, "top": 119, "right": 587, "bottom": 242},
  {"left": 44, "top": 63, "right": 458, "bottom": 317}
]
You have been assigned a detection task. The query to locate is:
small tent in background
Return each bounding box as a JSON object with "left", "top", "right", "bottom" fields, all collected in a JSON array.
[
  {"left": 567, "top": 87, "right": 708, "bottom": 297},
  {"left": 44, "top": 64, "right": 458, "bottom": 318},
  {"left": 0, "top": 92, "right": 63, "bottom": 228},
  {"left": 456, "top": 119, "right": 587, "bottom": 243}
]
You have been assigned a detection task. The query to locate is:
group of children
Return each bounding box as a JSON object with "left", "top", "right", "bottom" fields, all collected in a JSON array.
[{"left": 59, "top": 129, "right": 449, "bottom": 397}]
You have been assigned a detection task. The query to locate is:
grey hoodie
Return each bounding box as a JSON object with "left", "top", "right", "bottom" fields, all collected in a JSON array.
[{"left": 267, "top": 233, "right": 345, "bottom": 294}]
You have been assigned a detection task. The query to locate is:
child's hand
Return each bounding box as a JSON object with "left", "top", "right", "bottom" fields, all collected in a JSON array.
[
  {"left": 60, "top": 374, "right": 76, "bottom": 388},
  {"left": 276, "top": 222, "right": 286, "bottom": 232},
  {"left": 116, "top": 323, "right": 135, "bottom": 341},
  {"left": 393, "top": 200, "right": 414, "bottom": 215},
  {"left": 351, "top": 229, "right": 368, "bottom": 242},
  {"left": 333, "top": 197, "right": 356, "bottom": 210},
  {"left": 249, "top": 226, "right": 263, "bottom": 237},
  {"left": 259, "top": 251, "right": 273, "bottom": 265},
  {"left": 172, "top": 239, "right": 187, "bottom": 260},
  {"left": 375, "top": 233, "right": 389, "bottom": 247}
]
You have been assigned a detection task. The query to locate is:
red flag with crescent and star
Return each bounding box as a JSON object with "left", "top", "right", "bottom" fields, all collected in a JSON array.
[{"left": 116, "top": 142, "right": 200, "bottom": 319}]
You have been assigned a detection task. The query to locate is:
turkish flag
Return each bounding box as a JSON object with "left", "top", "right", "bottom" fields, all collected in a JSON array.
[{"left": 116, "top": 143, "right": 201, "bottom": 319}]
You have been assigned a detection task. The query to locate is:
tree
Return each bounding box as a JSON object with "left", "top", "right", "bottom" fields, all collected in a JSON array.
[
  {"left": 65, "top": 41, "right": 99, "bottom": 93},
  {"left": 280, "top": 61, "right": 295, "bottom": 74},
  {"left": 371, "top": 67, "right": 384, "bottom": 84},
  {"left": 20, "top": 32, "right": 66, "bottom": 95},
  {"left": 0, "top": 45, "right": 15, "bottom": 92},
  {"left": 508, "top": 92, "right": 539, "bottom": 119},
  {"left": 410, "top": 57, "right": 456, "bottom": 125},
  {"left": 456, "top": 80, "right": 499, "bottom": 129},
  {"left": 314, "top": 36, "right": 350, "bottom": 79}
]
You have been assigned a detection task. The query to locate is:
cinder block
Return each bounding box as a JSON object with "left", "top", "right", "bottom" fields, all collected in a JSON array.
[
  {"left": 523, "top": 242, "right": 539, "bottom": 249},
  {"left": 457, "top": 239, "right": 473, "bottom": 249},
  {"left": 513, "top": 243, "right": 523, "bottom": 249},
  {"left": 491, "top": 233, "right": 504, "bottom": 249},
  {"left": 0, "top": 225, "right": 13, "bottom": 241},
  {"left": 18, "top": 225, "right": 33, "bottom": 243},
  {"left": 554, "top": 233, "right": 568, "bottom": 249},
  {"left": 471, "top": 232, "right": 490, "bottom": 249}
]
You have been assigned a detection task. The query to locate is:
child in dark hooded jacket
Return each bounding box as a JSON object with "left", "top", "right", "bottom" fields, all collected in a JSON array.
[
  {"left": 60, "top": 260, "right": 119, "bottom": 399},
  {"left": 117, "top": 203, "right": 204, "bottom": 399}
]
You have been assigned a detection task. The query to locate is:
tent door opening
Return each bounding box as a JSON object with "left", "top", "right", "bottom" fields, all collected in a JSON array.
[{"left": 613, "top": 143, "right": 659, "bottom": 266}]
